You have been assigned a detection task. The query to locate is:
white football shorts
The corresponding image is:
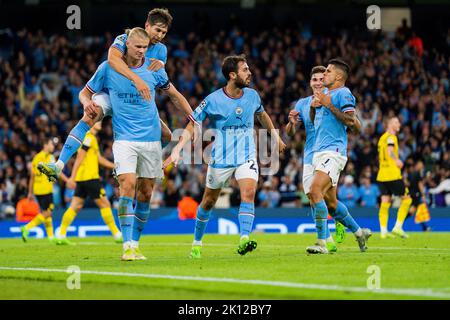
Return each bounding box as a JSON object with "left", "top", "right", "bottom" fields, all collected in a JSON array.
[
  {"left": 206, "top": 159, "right": 259, "bottom": 189},
  {"left": 312, "top": 151, "right": 347, "bottom": 187},
  {"left": 112, "top": 140, "right": 163, "bottom": 179},
  {"left": 302, "top": 163, "right": 314, "bottom": 194}
]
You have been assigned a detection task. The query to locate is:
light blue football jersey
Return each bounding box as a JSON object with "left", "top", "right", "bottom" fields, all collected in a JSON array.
[
  {"left": 112, "top": 33, "right": 168, "bottom": 64},
  {"left": 86, "top": 58, "right": 170, "bottom": 142},
  {"left": 312, "top": 86, "right": 356, "bottom": 157},
  {"left": 192, "top": 87, "right": 264, "bottom": 168},
  {"left": 294, "top": 96, "right": 315, "bottom": 165}
]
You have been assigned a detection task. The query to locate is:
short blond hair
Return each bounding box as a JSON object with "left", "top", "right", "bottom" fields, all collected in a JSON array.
[{"left": 125, "top": 27, "right": 149, "bottom": 40}]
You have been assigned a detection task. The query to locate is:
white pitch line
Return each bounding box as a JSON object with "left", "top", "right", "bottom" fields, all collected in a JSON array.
[
  {"left": 75, "top": 242, "right": 450, "bottom": 252},
  {"left": 0, "top": 266, "right": 449, "bottom": 299}
]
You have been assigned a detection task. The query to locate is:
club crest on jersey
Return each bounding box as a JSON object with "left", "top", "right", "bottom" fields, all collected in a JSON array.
[{"left": 235, "top": 107, "right": 243, "bottom": 115}]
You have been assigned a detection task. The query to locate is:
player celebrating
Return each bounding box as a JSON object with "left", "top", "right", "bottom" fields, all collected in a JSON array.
[
  {"left": 286, "top": 65, "right": 355, "bottom": 252},
  {"left": 376, "top": 116, "right": 412, "bottom": 239},
  {"left": 307, "top": 58, "right": 371, "bottom": 254},
  {"left": 21, "top": 137, "right": 71, "bottom": 243},
  {"left": 166, "top": 55, "right": 286, "bottom": 259},
  {"left": 109, "top": 8, "right": 172, "bottom": 101},
  {"left": 57, "top": 122, "right": 122, "bottom": 245},
  {"left": 39, "top": 28, "right": 195, "bottom": 260}
]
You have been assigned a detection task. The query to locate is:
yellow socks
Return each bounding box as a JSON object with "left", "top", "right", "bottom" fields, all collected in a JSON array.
[
  {"left": 100, "top": 207, "right": 120, "bottom": 237},
  {"left": 44, "top": 216, "right": 54, "bottom": 238},
  {"left": 60, "top": 207, "right": 78, "bottom": 237},
  {"left": 25, "top": 213, "right": 46, "bottom": 230},
  {"left": 378, "top": 202, "right": 391, "bottom": 234},
  {"left": 395, "top": 197, "right": 413, "bottom": 229}
]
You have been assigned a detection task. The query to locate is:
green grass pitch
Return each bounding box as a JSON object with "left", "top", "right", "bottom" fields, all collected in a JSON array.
[{"left": 0, "top": 233, "right": 449, "bottom": 300}]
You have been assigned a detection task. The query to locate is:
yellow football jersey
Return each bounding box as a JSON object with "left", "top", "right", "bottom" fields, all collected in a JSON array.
[
  {"left": 31, "top": 151, "right": 54, "bottom": 195},
  {"left": 75, "top": 131, "right": 100, "bottom": 182},
  {"left": 376, "top": 132, "right": 402, "bottom": 182}
]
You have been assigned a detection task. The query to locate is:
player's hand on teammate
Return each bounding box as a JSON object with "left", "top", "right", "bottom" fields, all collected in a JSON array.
[
  {"left": 148, "top": 59, "right": 164, "bottom": 72},
  {"left": 314, "top": 90, "right": 331, "bottom": 108},
  {"left": 84, "top": 100, "right": 100, "bottom": 119},
  {"left": 288, "top": 110, "right": 300, "bottom": 124},
  {"left": 133, "top": 76, "right": 151, "bottom": 101}
]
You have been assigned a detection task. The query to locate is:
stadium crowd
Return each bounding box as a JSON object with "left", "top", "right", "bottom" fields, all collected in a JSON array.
[{"left": 0, "top": 23, "right": 449, "bottom": 216}]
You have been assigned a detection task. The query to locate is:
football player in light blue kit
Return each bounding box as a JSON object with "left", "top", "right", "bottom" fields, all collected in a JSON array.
[
  {"left": 166, "top": 55, "right": 286, "bottom": 258},
  {"left": 108, "top": 8, "right": 171, "bottom": 101},
  {"left": 38, "top": 28, "right": 196, "bottom": 260},
  {"left": 286, "top": 66, "right": 341, "bottom": 252},
  {"left": 307, "top": 58, "right": 371, "bottom": 254},
  {"left": 108, "top": 8, "right": 176, "bottom": 139}
]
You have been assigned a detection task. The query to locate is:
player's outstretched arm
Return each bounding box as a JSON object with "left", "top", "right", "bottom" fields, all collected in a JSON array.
[
  {"left": 160, "top": 119, "right": 173, "bottom": 143},
  {"left": 98, "top": 155, "right": 115, "bottom": 170},
  {"left": 108, "top": 47, "right": 150, "bottom": 101},
  {"left": 257, "top": 111, "right": 286, "bottom": 153},
  {"left": 163, "top": 122, "right": 195, "bottom": 168},
  {"left": 163, "top": 85, "right": 195, "bottom": 120}
]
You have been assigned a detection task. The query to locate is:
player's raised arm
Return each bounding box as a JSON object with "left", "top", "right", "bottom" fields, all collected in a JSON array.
[
  {"left": 286, "top": 110, "right": 300, "bottom": 136},
  {"left": 108, "top": 42, "right": 150, "bottom": 101},
  {"left": 256, "top": 111, "right": 286, "bottom": 153}
]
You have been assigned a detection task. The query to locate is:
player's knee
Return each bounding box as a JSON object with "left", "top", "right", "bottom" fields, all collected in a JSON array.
[
  {"left": 240, "top": 187, "right": 256, "bottom": 202},
  {"left": 309, "top": 185, "right": 323, "bottom": 203}
]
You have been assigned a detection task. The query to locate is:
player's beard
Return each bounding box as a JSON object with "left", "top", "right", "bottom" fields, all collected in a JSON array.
[{"left": 235, "top": 76, "right": 250, "bottom": 89}]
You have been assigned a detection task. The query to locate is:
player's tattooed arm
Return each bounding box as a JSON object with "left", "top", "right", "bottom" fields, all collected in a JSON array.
[
  {"left": 348, "top": 115, "right": 362, "bottom": 134},
  {"left": 314, "top": 91, "right": 356, "bottom": 127}
]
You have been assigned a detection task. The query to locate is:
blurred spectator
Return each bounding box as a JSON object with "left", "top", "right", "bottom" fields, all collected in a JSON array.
[
  {"left": 358, "top": 177, "right": 380, "bottom": 207},
  {"left": 164, "top": 180, "right": 181, "bottom": 207},
  {"left": 258, "top": 180, "right": 280, "bottom": 208},
  {"left": 338, "top": 175, "right": 360, "bottom": 208},
  {"left": 279, "top": 176, "right": 297, "bottom": 207}
]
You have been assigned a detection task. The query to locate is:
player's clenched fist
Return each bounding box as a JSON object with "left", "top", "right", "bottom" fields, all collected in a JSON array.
[{"left": 288, "top": 110, "right": 300, "bottom": 124}]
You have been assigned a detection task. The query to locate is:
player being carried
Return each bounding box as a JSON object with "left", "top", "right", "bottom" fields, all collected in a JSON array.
[
  {"left": 57, "top": 121, "right": 122, "bottom": 245},
  {"left": 109, "top": 8, "right": 175, "bottom": 140},
  {"left": 39, "top": 28, "right": 196, "bottom": 260},
  {"left": 165, "top": 55, "right": 286, "bottom": 259},
  {"left": 286, "top": 65, "right": 362, "bottom": 252},
  {"left": 307, "top": 58, "right": 371, "bottom": 254}
]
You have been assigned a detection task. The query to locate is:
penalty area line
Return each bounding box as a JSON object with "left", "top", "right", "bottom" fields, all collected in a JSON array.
[{"left": 0, "top": 266, "right": 449, "bottom": 299}]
